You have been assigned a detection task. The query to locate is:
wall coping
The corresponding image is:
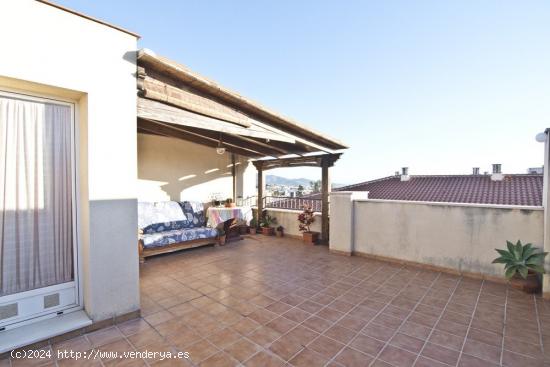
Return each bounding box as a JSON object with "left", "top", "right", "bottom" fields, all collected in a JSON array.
[
  {"left": 354, "top": 198, "right": 543, "bottom": 211},
  {"left": 263, "top": 207, "right": 322, "bottom": 215}
]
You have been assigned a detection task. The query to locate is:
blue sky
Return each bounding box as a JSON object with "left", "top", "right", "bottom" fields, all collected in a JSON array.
[{"left": 57, "top": 0, "right": 550, "bottom": 184}]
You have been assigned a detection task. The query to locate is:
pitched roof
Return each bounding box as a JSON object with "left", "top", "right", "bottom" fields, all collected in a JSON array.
[{"left": 329, "top": 174, "right": 543, "bottom": 206}]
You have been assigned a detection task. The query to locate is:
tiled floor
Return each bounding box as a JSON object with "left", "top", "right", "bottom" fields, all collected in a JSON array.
[{"left": 5, "top": 235, "right": 550, "bottom": 366}]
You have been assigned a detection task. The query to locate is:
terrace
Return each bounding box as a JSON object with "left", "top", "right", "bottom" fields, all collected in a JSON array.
[{"left": 6, "top": 236, "right": 549, "bottom": 367}]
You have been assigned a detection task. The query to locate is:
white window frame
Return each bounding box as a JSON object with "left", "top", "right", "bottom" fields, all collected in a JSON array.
[{"left": 0, "top": 89, "right": 83, "bottom": 330}]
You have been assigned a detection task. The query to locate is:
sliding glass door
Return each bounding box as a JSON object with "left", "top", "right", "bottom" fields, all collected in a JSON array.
[{"left": 0, "top": 91, "right": 79, "bottom": 329}]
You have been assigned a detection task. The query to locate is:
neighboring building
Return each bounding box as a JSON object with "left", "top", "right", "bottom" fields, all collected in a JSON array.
[
  {"left": 528, "top": 166, "right": 544, "bottom": 174},
  {"left": 332, "top": 166, "right": 543, "bottom": 206}
]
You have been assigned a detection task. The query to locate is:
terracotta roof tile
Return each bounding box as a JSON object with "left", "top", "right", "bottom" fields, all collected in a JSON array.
[{"left": 332, "top": 174, "right": 543, "bottom": 206}]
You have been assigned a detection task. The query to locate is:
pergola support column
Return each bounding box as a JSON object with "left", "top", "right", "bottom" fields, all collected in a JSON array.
[
  {"left": 253, "top": 153, "right": 341, "bottom": 242},
  {"left": 257, "top": 167, "right": 264, "bottom": 225},
  {"left": 321, "top": 157, "right": 331, "bottom": 243}
]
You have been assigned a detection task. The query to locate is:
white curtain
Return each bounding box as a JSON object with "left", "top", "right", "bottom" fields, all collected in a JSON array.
[{"left": 0, "top": 95, "right": 74, "bottom": 297}]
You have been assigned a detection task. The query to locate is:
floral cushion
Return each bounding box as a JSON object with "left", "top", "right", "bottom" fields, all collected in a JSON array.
[
  {"left": 178, "top": 201, "right": 206, "bottom": 228},
  {"left": 140, "top": 227, "right": 218, "bottom": 248},
  {"left": 138, "top": 201, "right": 186, "bottom": 234}
]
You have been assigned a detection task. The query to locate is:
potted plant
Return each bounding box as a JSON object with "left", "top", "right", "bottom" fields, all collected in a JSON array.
[
  {"left": 492, "top": 240, "right": 547, "bottom": 293},
  {"left": 249, "top": 218, "right": 258, "bottom": 234},
  {"left": 217, "top": 229, "right": 226, "bottom": 246},
  {"left": 260, "top": 213, "right": 276, "bottom": 235},
  {"left": 275, "top": 226, "right": 284, "bottom": 237},
  {"left": 238, "top": 224, "right": 248, "bottom": 235},
  {"left": 298, "top": 205, "right": 319, "bottom": 245},
  {"left": 225, "top": 198, "right": 235, "bottom": 208}
]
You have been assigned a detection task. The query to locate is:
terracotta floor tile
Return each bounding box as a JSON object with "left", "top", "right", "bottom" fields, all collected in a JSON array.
[
  {"left": 420, "top": 342, "right": 460, "bottom": 366},
  {"left": 144, "top": 310, "right": 175, "bottom": 326},
  {"left": 186, "top": 339, "right": 220, "bottom": 364},
  {"left": 349, "top": 333, "right": 385, "bottom": 356},
  {"left": 13, "top": 237, "right": 550, "bottom": 367},
  {"left": 269, "top": 335, "right": 304, "bottom": 361},
  {"left": 282, "top": 308, "right": 311, "bottom": 323},
  {"left": 324, "top": 325, "right": 356, "bottom": 344},
  {"left": 117, "top": 319, "right": 153, "bottom": 337},
  {"left": 289, "top": 348, "right": 328, "bottom": 367},
  {"left": 303, "top": 316, "right": 333, "bottom": 333},
  {"left": 223, "top": 338, "right": 261, "bottom": 362},
  {"left": 317, "top": 307, "right": 346, "bottom": 322},
  {"left": 459, "top": 354, "right": 499, "bottom": 367},
  {"left": 307, "top": 335, "right": 345, "bottom": 359},
  {"left": 266, "top": 316, "right": 297, "bottom": 334},
  {"left": 87, "top": 327, "right": 125, "bottom": 348},
  {"left": 244, "top": 351, "right": 285, "bottom": 367},
  {"left": 206, "top": 327, "right": 242, "bottom": 349},
  {"left": 389, "top": 332, "right": 425, "bottom": 353},
  {"left": 287, "top": 325, "right": 320, "bottom": 346},
  {"left": 334, "top": 347, "right": 374, "bottom": 367},
  {"left": 378, "top": 345, "right": 417, "bottom": 367},
  {"left": 361, "top": 323, "right": 396, "bottom": 342},
  {"left": 198, "top": 351, "right": 238, "bottom": 367},
  {"left": 248, "top": 326, "right": 281, "bottom": 347},
  {"left": 502, "top": 349, "right": 544, "bottom": 367},
  {"left": 428, "top": 329, "right": 463, "bottom": 351},
  {"left": 232, "top": 317, "right": 261, "bottom": 336},
  {"left": 462, "top": 338, "right": 501, "bottom": 364},
  {"left": 53, "top": 336, "right": 92, "bottom": 354}
]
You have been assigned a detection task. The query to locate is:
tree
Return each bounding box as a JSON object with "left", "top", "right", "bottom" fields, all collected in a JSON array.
[
  {"left": 296, "top": 185, "right": 304, "bottom": 197},
  {"left": 310, "top": 180, "right": 321, "bottom": 194}
]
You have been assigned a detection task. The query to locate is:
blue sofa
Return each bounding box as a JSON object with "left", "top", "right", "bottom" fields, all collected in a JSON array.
[{"left": 137, "top": 201, "right": 218, "bottom": 262}]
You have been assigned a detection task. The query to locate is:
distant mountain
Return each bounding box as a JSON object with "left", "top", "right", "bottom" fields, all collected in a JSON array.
[{"left": 266, "top": 175, "right": 312, "bottom": 187}]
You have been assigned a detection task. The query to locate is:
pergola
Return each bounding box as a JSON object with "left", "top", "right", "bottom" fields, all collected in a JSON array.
[{"left": 136, "top": 49, "right": 347, "bottom": 242}]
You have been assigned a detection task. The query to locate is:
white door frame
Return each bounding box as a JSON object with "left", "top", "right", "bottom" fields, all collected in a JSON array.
[{"left": 0, "top": 90, "right": 83, "bottom": 330}]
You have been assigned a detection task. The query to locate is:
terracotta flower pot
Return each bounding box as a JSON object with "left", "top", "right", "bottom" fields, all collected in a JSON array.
[
  {"left": 218, "top": 235, "right": 226, "bottom": 246},
  {"left": 303, "top": 231, "right": 319, "bottom": 245},
  {"left": 261, "top": 227, "right": 274, "bottom": 236},
  {"left": 510, "top": 271, "right": 540, "bottom": 293}
]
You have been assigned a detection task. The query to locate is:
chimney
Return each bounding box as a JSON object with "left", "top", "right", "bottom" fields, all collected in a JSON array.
[
  {"left": 400, "top": 167, "right": 410, "bottom": 181},
  {"left": 491, "top": 163, "right": 504, "bottom": 181},
  {"left": 472, "top": 167, "right": 480, "bottom": 175}
]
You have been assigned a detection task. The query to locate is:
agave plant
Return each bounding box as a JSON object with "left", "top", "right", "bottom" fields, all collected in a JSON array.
[{"left": 492, "top": 240, "right": 548, "bottom": 279}]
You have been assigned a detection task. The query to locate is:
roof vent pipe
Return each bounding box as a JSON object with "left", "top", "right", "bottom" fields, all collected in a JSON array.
[
  {"left": 400, "top": 167, "right": 410, "bottom": 181},
  {"left": 473, "top": 167, "right": 480, "bottom": 175},
  {"left": 491, "top": 164, "right": 504, "bottom": 181}
]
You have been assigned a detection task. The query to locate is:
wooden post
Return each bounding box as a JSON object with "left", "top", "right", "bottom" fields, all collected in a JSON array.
[
  {"left": 231, "top": 153, "right": 236, "bottom": 201},
  {"left": 321, "top": 157, "right": 331, "bottom": 244},
  {"left": 257, "top": 166, "right": 264, "bottom": 225}
]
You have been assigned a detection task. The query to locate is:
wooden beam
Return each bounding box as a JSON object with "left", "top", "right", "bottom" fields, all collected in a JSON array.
[
  {"left": 137, "top": 118, "right": 262, "bottom": 157},
  {"left": 139, "top": 75, "right": 253, "bottom": 128},
  {"left": 321, "top": 156, "right": 331, "bottom": 244},
  {"left": 138, "top": 97, "right": 295, "bottom": 143},
  {"left": 179, "top": 126, "right": 285, "bottom": 157},
  {"left": 253, "top": 153, "right": 342, "bottom": 171}
]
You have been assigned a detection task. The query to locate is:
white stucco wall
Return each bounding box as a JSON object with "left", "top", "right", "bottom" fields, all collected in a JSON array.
[
  {"left": 0, "top": 1, "right": 139, "bottom": 321},
  {"left": 137, "top": 133, "right": 256, "bottom": 203},
  {"left": 330, "top": 193, "right": 544, "bottom": 278},
  {"left": 264, "top": 208, "right": 322, "bottom": 238}
]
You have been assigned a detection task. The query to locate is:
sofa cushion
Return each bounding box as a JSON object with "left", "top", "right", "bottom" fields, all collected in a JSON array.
[
  {"left": 140, "top": 227, "right": 218, "bottom": 248},
  {"left": 138, "top": 201, "right": 192, "bottom": 234},
  {"left": 178, "top": 201, "right": 207, "bottom": 228}
]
